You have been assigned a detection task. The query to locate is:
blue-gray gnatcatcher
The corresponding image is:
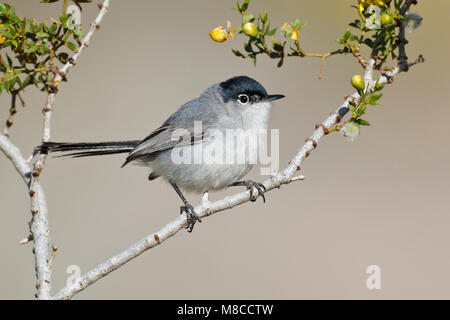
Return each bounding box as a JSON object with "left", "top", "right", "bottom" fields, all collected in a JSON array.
[{"left": 37, "top": 76, "right": 285, "bottom": 231}]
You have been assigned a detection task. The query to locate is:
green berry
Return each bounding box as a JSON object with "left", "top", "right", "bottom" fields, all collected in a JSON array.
[
  {"left": 380, "top": 13, "right": 393, "bottom": 26},
  {"left": 243, "top": 22, "right": 258, "bottom": 37},
  {"left": 351, "top": 74, "right": 365, "bottom": 91}
]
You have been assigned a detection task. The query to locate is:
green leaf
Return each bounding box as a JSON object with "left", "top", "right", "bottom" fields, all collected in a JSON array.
[
  {"left": 260, "top": 10, "right": 268, "bottom": 23},
  {"left": 3, "top": 79, "right": 10, "bottom": 92},
  {"left": 38, "top": 43, "right": 50, "bottom": 54},
  {"left": 235, "top": 0, "right": 241, "bottom": 12},
  {"left": 348, "top": 102, "right": 356, "bottom": 113},
  {"left": 269, "top": 52, "right": 281, "bottom": 58},
  {"left": 243, "top": 14, "right": 255, "bottom": 23},
  {"left": 22, "top": 74, "right": 32, "bottom": 87},
  {"left": 60, "top": 14, "right": 70, "bottom": 28},
  {"left": 272, "top": 41, "right": 283, "bottom": 52},
  {"left": 9, "top": 7, "right": 18, "bottom": 23},
  {"left": 368, "top": 93, "right": 383, "bottom": 105},
  {"left": 349, "top": 19, "right": 362, "bottom": 30},
  {"left": 28, "top": 43, "right": 37, "bottom": 53},
  {"left": 0, "top": 40, "right": 8, "bottom": 48},
  {"left": 57, "top": 52, "right": 69, "bottom": 63},
  {"left": 358, "top": 105, "right": 367, "bottom": 116},
  {"left": 2, "top": 29, "right": 12, "bottom": 38},
  {"left": 60, "top": 13, "right": 68, "bottom": 24},
  {"left": 266, "top": 27, "right": 277, "bottom": 36},
  {"left": 355, "top": 118, "right": 370, "bottom": 126},
  {"left": 343, "top": 29, "right": 351, "bottom": 42},
  {"left": 73, "top": 27, "right": 83, "bottom": 37},
  {"left": 240, "top": 0, "right": 250, "bottom": 12},
  {"left": 0, "top": 3, "right": 7, "bottom": 14},
  {"left": 19, "top": 17, "right": 27, "bottom": 31},
  {"left": 244, "top": 42, "right": 253, "bottom": 53},
  {"left": 232, "top": 49, "right": 244, "bottom": 57},
  {"left": 36, "top": 32, "right": 49, "bottom": 39},
  {"left": 66, "top": 41, "right": 77, "bottom": 52},
  {"left": 43, "top": 22, "right": 50, "bottom": 33},
  {"left": 363, "top": 38, "right": 374, "bottom": 48},
  {"left": 49, "top": 22, "right": 58, "bottom": 35},
  {"left": 374, "top": 83, "right": 384, "bottom": 92}
]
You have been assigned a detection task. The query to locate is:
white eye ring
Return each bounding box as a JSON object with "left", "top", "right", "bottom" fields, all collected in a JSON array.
[{"left": 237, "top": 94, "right": 250, "bottom": 105}]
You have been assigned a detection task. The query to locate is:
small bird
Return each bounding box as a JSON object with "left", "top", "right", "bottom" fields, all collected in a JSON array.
[{"left": 37, "top": 76, "right": 285, "bottom": 231}]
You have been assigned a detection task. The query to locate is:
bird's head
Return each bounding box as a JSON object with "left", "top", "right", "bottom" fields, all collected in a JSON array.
[{"left": 218, "top": 76, "right": 285, "bottom": 109}]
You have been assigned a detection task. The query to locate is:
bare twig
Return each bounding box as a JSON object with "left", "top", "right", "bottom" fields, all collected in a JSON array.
[
  {"left": 409, "top": 54, "right": 425, "bottom": 68},
  {"left": 48, "top": 245, "right": 58, "bottom": 269},
  {"left": 298, "top": 49, "right": 345, "bottom": 79},
  {"left": 3, "top": 91, "right": 17, "bottom": 137},
  {"left": 352, "top": 48, "right": 394, "bottom": 73},
  {"left": 0, "top": 134, "right": 52, "bottom": 298},
  {"left": 19, "top": 234, "right": 33, "bottom": 245},
  {"left": 290, "top": 175, "right": 306, "bottom": 182}
]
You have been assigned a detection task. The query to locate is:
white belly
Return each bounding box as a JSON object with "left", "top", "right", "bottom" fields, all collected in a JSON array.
[
  {"left": 148, "top": 101, "right": 272, "bottom": 193},
  {"left": 150, "top": 134, "right": 256, "bottom": 193}
]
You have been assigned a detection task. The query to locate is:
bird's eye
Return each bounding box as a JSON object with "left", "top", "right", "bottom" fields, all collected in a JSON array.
[{"left": 237, "top": 94, "right": 250, "bottom": 105}]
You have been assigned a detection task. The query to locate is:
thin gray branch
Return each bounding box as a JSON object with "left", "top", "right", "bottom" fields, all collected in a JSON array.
[
  {"left": 0, "top": 135, "right": 30, "bottom": 179},
  {"left": 0, "top": 135, "right": 51, "bottom": 299}
]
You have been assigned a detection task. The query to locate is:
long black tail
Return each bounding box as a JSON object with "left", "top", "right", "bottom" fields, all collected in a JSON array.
[{"left": 34, "top": 141, "right": 140, "bottom": 158}]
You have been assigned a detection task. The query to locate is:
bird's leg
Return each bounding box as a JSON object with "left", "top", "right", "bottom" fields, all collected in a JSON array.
[
  {"left": 170, "top": 183, "right": 201, "bottom": 232},
  {"left": 229, "top": 180, "right": 266, "bottom": 203}
]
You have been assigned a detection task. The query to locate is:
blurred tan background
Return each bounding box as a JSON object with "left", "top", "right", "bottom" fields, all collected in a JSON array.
[{"left": 1, "top": 0, "right": 449, "bottom": 299}]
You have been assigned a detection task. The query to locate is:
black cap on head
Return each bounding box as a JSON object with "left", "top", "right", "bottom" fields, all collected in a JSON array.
[{"left": 219, "top": 76, "right": 268, "bottom": 102}]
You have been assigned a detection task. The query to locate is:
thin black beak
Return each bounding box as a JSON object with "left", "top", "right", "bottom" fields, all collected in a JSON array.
[{"left": 265, "top": 94, "right": 285, "bottom": 102}]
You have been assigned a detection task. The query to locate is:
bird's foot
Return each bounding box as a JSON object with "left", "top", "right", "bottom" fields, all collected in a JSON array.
[
  {"left": 230, "top": 180, "right": 266, "bottom": 203},
  {"left": 180, "top": 204, "right": 202, "bottom": 232}
]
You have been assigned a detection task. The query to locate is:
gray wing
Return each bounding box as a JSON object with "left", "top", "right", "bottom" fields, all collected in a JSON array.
[
  {"left": 124, "top": 87, "right": 223, "bottom": 166},
  {"left": 122, "top": 124, "right": 206, "bottom": 166}
]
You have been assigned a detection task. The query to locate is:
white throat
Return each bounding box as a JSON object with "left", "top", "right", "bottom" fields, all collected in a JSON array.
[{"left": 240, "top": 101, "right": 272, "bottom": 131}]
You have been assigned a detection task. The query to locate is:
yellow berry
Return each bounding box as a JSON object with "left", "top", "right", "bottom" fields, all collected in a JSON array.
[
  {"left": 242, "top": 22, "right": 258, "bottom": 37},
  {"left": 351, "top": 74, "right": 365, "bottom": 91},
  {"left": 290, "top": 29, "right": 299, "bottom": 41},
  {"left": 209, "top": 26, "right": 228, "bottom": 43},
  {"left": 380, "top": 13, "right": 393, "bottom": 25}
]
